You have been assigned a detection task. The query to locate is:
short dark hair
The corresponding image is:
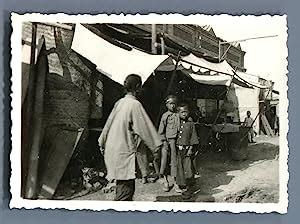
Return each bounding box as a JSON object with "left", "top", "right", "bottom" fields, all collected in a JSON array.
[
  {"left": 124, "top": 74, "right": 142, "bottom": 92},
  {"left": 165, "top": 95, "right": 177, "bottom": 103},
  {"left": 177, "top": 102, "right": 189, "bottom": 111}
]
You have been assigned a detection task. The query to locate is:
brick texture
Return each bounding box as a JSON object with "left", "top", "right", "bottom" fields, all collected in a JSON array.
[{"left": 22, "top": 22, "right": 103, "bottom": 123}]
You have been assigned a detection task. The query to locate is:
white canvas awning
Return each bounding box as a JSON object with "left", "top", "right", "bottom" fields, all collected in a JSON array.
[
  {"left": 179, "top": 54, "right": 234, "bottom": 86},
  {"left": 235, "top": 71, "right": 269, "bottom": 89},
  {"left": 71, "top": 24, "right": 169, "bottom": 85},
  {"left": 188, "top": 72, "right": 232, "bottom": 86}
]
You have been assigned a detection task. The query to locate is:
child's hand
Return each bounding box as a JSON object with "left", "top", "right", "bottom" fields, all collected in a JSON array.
[
  {"left": 186, "top": 148, "right": 193, "bottom": 157},
  {"left": 99, "top": 147, "right": 105, "bottom": 155},
  {"left": 163, "top": 141, "right": 169, "bottom": 148}
]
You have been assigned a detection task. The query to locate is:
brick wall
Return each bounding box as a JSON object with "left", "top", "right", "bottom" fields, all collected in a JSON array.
[{"left": 22, "top": 22, "right": 103, "bottom": 123}]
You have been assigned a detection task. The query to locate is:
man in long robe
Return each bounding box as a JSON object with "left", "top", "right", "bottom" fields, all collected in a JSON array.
[{"left": 98, "top": 74, "right": 162, "bottom": 201}]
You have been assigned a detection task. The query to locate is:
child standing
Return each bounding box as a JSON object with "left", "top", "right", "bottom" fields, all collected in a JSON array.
[
  {"left": 158, "top": 95, "right": 180, "bottom": 192},
  {"left": 176, "top": 103, "right": 199, "bottom": 193}
]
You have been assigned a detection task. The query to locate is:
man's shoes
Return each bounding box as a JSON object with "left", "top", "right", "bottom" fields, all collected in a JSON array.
[
  {"left": 141, "top": 177, "right": 148, "bottom": 184},
  {"left": 174, "top": 184, "right": 186, "bottom": 193},
  {"left": 162, "top": 179, "right": 173, "bottom": 192},
  {"left": 163, "top": 182, "right": 171, "bottom": 192},
  {"left": 157, "top": 178, "right": 165, "bottom": 184}
]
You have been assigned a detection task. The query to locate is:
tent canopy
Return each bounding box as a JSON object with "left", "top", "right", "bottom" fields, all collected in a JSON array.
[
  {"left": 235, "top": 71, "right": 269, "bottom": 89},
  {"left": 71, "top": 24, "right": 169, "bottom": 85},
  {"left": 177, "top": 54, "right": 234, "bottom": 86},
  {"left": 181, "top": 54, "right": 235, "bottom": 76},
  {"left": 71, "top": 24, "right": 255, "bottom": 88}
]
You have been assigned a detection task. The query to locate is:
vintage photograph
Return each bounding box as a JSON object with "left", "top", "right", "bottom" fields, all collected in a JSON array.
[{"left": 10, "top": 14, "right": 288, "bottom": 212}]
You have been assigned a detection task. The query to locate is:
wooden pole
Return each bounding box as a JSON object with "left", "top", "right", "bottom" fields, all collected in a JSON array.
[
  {"left": 151, "top": 24, "right": 157, "bottom": 54},
  {"left": 160, "top": 37, "right": 165, "bottom": 55},
  {"left": 166, "top": 52, "right": 181, "bottom": 96},
  {"left": 25, "top": 34, "right": 48, "bottom": 199},
  {"left": 218, "top": 41, "right": 221, "bottom": 62},
  {"left": 155, "top": 51, "right": 181, "bottom": 126},
  {"left": 24, "top": 23, "right": 37, "bottom": 198}
]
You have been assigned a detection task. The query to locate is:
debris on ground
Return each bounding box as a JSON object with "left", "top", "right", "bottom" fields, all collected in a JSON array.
[
  {"left": 102, "top": 181, "right": 116, "bottom": 193},
  {"left": 53, "top": 167, "right": 108, "bottom": 199},
  {"left": 82, "top": 167, "right": 107, "bottom": 192},
  {"left": 70, "top": 135, "right": 280, "bottom": 203},
  {"left": 223, "top": 187, "right": 279, "bottom": 203}
]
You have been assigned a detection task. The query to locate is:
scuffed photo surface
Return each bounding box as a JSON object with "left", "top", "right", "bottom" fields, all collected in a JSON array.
[{"left": 10, "top": 13, "right": 288, "bottom": 213}]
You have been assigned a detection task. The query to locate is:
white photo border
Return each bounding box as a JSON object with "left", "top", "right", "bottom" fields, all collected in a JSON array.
[{"left": 10, "top": 13, "right": 289, "bottom": 213}]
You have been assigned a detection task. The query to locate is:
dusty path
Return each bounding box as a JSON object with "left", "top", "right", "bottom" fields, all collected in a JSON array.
[{"left": 76, "top": 135, "right": 279, "bottom": 202}]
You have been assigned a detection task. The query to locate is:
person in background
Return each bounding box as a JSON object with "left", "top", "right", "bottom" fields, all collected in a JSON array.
[
  {"left": 176, "top": 103, "right": 199, "bottom": 194},
  {"left": 158, "top": 95, "right": 180, "bottom": 192},
  {"left": 98, "top": 74, "right": 162, "bottom": 201},
  {"left": 243, "top": 110, "right": 255, "bottom": 143}
]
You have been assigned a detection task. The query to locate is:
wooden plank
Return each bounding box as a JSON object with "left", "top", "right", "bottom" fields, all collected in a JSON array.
[
  {"left": 39, "top": 129, "right": 84, "bottom": 199},
  {"left": 261, "top": 115, "right": 271, "bottom": 136},
  {"left": 38, "top": 22, "right": 73, "bottom": 30},
  {"left": 261, "top": 114, "right": 274, "bottom": 137},
  {"left": 24, "top": 35, "right": 48, "bottom": 199},
  {"left": 263, "top": 114, "right": 274, "bottom": 136}
]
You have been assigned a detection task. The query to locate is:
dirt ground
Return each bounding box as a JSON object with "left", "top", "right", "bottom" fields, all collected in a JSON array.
[{"left": 74, "top": 135, "right": 279, "bottom": 202}]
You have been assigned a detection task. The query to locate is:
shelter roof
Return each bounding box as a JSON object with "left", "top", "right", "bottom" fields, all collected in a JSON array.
[
  {"left": 71, "top": 24, "right": 253, "bottom": 89},
  {"left": 71, "top": 24, "right": 169, "bottom": 85}
]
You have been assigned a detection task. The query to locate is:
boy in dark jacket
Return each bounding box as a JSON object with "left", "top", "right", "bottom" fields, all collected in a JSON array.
[{"left": 176, "top": 103, "right": 199, "bottom": 193}]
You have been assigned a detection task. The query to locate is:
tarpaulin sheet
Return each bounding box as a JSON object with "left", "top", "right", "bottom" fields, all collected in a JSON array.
[
  {"left": 71, "top": 24, "right": 169, "bottom": 85},
  {"left": 227, "top": 84, "right": 260, "bottom": 133},
  {"left": 235, "top": 71, "right": 269, "bottom": 89},
  {"left": 188, "top": 72, "right": 232, "bottom": 86},
  {"left": 179, "top": 54, "right": 234, "bottom": 86}
]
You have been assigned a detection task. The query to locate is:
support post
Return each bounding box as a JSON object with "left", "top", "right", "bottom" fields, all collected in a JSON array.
[
  {"left": 25, "top": 36, "right": 47, "bottom": 199},
  {"left": 151, "top": 24, "right": 157, "bottom": 54},
  {"left": 218, "top": 41, "right": 221, "bottom": 62},
  {"left": 155, "top": 52, "right": 181, "bottom": 126},
  {"left": 160, "top": 37, "right": 165, "bottom": 55},
  {"left": 24, "top": 22, "right": 37, "bottom": 198}
]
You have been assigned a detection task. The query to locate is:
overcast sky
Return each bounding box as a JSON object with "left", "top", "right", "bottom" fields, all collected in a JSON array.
[{"left": 195, "top": 15, "right": 287, "bottom": 91}]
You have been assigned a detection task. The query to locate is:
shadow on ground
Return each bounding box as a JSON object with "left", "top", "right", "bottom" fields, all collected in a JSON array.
[{"left": 154, "top": 141, "right": 279, "bottom": 202}]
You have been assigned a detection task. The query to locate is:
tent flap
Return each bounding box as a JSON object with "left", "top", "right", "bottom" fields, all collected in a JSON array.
[
  {"left": 71, "top": 24, "right": 169, "bottom": 85},
  {"left": 179, "top": 54, "right": 234, "bottom": 86},
  {"left": 181, "top": 54, "right": 235, "bottom": 76},
  {"left": 188, "top": 73, "right": 232, "bottom": 86},
  {"left": 235, "top": 71, "right": 269, "bottom": 89}
]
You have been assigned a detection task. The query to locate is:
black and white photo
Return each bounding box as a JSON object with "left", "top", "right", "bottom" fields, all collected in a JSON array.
[{"left": 10, "top": 13, "right": 288, "bottom": 213}]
